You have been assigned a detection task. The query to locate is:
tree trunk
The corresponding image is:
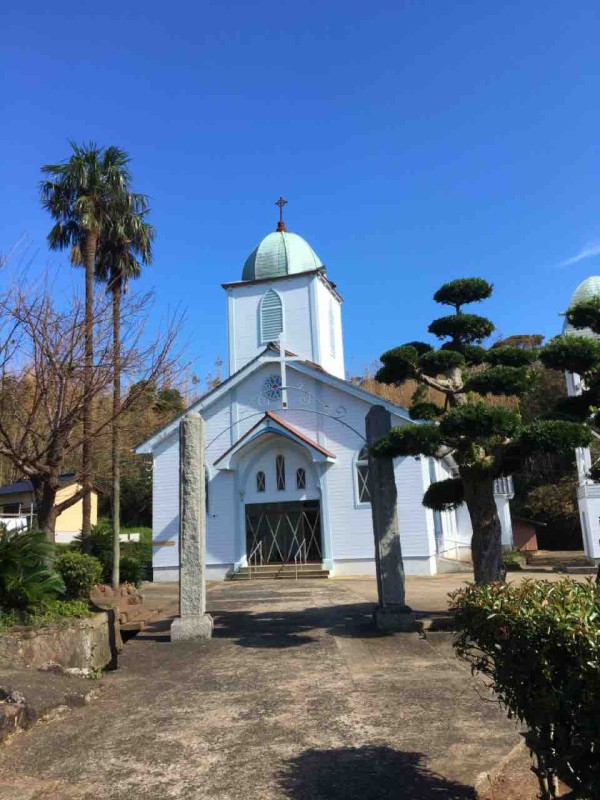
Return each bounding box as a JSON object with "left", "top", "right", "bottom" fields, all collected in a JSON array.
[
  {"left": 462, "top": 475, "right": 504, "bottom": 584},
  {"left": 112, "top": 282, "right": 121, "bottom": 589},
  {"left": 80, "top": 230, "right": 98, "bottom": 552},
  {"left": 31, "top": 474, "right": 60, "bottom": 543}
]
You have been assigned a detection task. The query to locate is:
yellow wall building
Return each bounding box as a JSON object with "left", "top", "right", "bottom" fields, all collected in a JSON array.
[{"left": 0, "top": 473, "right": 99, "bottom": 543}]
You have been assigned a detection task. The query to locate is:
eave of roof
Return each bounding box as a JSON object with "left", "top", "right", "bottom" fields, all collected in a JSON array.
[
  {"left": 214, "top": 411, "right": 336, "bottom": 467},
  {"left": 221, "top": 267, "right": 343, "bottom": 302},
  {"left": 0, "top": 473, "right": 104, "bottom": 496}
]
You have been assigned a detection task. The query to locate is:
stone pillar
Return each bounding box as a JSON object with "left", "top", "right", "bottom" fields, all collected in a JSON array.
[
  {"left": 366, "top": 405, "right": 415, "bottom": 632},
  {"left": 171, "top": 412, "right": 213, "bottom": 641}
]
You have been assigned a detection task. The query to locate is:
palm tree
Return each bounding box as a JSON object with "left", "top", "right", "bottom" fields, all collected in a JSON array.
[
  {"left": 40, "top": 143, "right": 132, "bottom": 551},
  {"left": 96, "top": 203, "right": 154, "bottom": 588}
]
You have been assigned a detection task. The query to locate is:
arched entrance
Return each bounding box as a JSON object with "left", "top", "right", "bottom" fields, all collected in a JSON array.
[
  {"left": 245, "top": 500, "right": 322, "bottom": 564},
  {"left": 240, "top": 437, "right": 323, "bottom": 565}
]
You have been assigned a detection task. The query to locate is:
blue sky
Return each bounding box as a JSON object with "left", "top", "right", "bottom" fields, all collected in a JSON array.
[{"left": 2, "top": 0, "right": 599, "bottom": 383}]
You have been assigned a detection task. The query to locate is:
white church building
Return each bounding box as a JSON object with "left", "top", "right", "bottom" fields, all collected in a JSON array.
[{"left": 136, "top": 203, "right": 513, "bottom": 581}]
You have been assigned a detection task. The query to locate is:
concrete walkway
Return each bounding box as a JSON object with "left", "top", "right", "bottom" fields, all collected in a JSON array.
[{"left": 0, "top": 578, "right": 522, "bottom": 799}]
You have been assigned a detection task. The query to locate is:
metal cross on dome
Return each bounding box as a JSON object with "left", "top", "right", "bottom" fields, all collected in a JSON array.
[{"left": 275, "top": 196, "right": 288, "bottom": 232}]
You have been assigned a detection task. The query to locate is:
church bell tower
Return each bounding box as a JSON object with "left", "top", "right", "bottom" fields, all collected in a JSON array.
[{"left": 222, "top": 199, "right": 345, "bottom": 379}]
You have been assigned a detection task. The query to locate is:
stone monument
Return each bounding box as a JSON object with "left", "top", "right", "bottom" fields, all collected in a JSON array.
[
  {"left": 366, "top": 405, "right": 416, "bottom": 632},
  {"left": 171, "top": 412, "right": 213, "bottom": 641}
]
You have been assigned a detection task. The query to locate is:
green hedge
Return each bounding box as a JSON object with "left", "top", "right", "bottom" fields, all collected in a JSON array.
[
  {"left": 450, "top": 579, "right": 600, "bottom": 799},
  {"left": 72, "top": 521, "right": 152, "bottom": 585},
  {"left": 56, "top": 551, "right": 103, "bottom": 600}
]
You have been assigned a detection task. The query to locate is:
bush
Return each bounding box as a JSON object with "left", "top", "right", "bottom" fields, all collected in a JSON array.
[
  {"left": 56, "top": 551, "right": 103, "bottom": 600},
  {"left": 502, "top": 549, "right": 525, "bottom": 571},
  {"left": 0, "top": 598, "right": 92, "bottom": 631},
  {"left": 119, "top": 556, "right": 144, "bottom": 587},
  {"left": 450, "top": 580, "right": 600, "bottom": 799},
  {"left": 73, "top": 522, "right": 152, "bottom": 584},
  {"left": 0, "top": 528, "right": 64, "bottom": 612}
]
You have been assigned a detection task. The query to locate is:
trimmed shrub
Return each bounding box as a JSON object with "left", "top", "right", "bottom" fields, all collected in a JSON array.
[
  {"left": 56, "top": 551, "right": 103, "bottom": 600},
  {"left": 119, "top": 557, "right": 144, "bottom": 587},
  {"left": 450, "top": 580, "right": 600, "bottom": 799}
]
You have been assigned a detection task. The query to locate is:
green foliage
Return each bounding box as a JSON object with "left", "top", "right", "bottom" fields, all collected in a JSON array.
[
  {"left": 565, "top": 296, "right": 600, "bottom": 335},
  {"left": 521, "top": 420, "right": 593, "bottom": 454},
  {"left": 372, "top": 423, "right": 442, "bottom": 458},
  {"left": 419, "top": 349, "right": 464, "bottom": 376},
  {"left": 41, "top": 143, "right": 141, "bottom": 249},
  {"left": 375, "top": 345, "right": 419, "bottom": 384},
  {"left": 402, "top": 341, "right": 433, "bottom": 356},
  {"left": 450, "top": 580, "right": 600, "bottom": 797},
  {"left": 422, "top": 478, "right": 464, "bottom": 511},
  {"left": 56, "top": 551, "right": 103, "bottom": 600},
  {"left": 119, "top": 556, "right": 144, "bottom": 587},
  {"left": 463, "top": 365, "right": 535, "bottom": 397},
  {"left": 409, "top": 402, "right": 443, "bottom": 421},
  {"left": 72, "top": 521, "right": 152, "bottom": 584},
  {"left": 486, "top": 345, "right": 538, "bottom": 367},
  {"left": 540, "top": 334, "right": 600, "bottom": 375},
  {"left": 0, "top": 599, "right": 92, "bottom": 631},
  {"left": 428, "top": 313, "right": 495, "bottom": 345},
  {"left": 450, "top": 343, "right": 487, "bottom": 365},
  {"left": 120, "top": 473, "right": 152, "bottom": 527},
  {"left": 154, "top": 388, "right": 184, "bottom": 416},
  {"left": 74, "top": 521, "right": 113, "bottom": 566},
  {"left": 502, "top": 549, "right": 525, "bottom": 571},
  {"left": 0, "top": 528, "right": 64, "bottom": 612},
  {"left": 495, "top": 334, "right": 544, "bottom": 349},
  {"left": 438, "top": 403, "right": 521, "bottom": 442},
  {"left": 374, "top": 273, "right": 591, "bottom": 584},
  {"left": 433, "top": 278, "right": 493, "bottom": 310}
]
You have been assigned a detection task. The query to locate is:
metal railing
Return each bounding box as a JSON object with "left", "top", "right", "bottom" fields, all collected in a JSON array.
[
  {"left": 435, "top": 536, "right": 471, "bottom": 562},
  {"left": 293, "top": 540, "right": 308, "bottom": 580},
  {"left": 247, "top": 540, "right": 263, "bottom": 580}
]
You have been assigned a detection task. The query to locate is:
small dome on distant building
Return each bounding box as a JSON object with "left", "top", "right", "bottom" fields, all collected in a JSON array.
[
  {"left": 242, "top": 197, "right": 323, "bottom": 281},
  {"left": 568, "top": 276, "right": 600, "bottom": 307},
  {"left": 563, "top": 276, "right": 600, "bottom": 336},
  {"left": 242, "top": 230, "right": 323, "bottom": 281}
]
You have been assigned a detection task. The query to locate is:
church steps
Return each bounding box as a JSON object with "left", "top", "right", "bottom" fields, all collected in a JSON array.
[{"left": 230, "top": 564, "right": 329, "bottom": 580}]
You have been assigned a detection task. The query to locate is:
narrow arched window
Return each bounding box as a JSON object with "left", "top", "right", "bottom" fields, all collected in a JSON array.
[
  {"left": 256, "top": 471, "right": 266, "bottom": 492},
  {"left": 329, "top": 301, "right": 336, "bottom": 357},
  {"left": 355, "top": 446, "right": 370, "bottom": 504},
  {"left": 260, "top": 289, "right": 283, "bottom": 343},
  {"left": 276, "top": 455, "right": 286, "bottom": 490},
  {"left": 296, "top": 468, "right": 306, "bottom": 490}
]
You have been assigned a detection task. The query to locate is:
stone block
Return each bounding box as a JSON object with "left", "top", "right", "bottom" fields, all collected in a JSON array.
[
  {"left": 373, "top": 605, "right": 417, "bottom": 632},
  {"left": 171, "top": 614, "right": 213, "bottom": 641}
]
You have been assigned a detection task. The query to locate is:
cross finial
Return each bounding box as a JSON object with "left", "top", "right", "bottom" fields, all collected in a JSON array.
[{"left": 275, "top": 196, "right": 288, "bottom": 232}]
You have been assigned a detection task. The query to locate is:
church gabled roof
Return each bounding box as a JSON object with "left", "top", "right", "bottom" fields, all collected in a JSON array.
[
  {"left": 134, "top": 345, "right": 412, "bottom": 455},
  {"left": 214, "top": 411, "right": 336, "bottom": 469}
]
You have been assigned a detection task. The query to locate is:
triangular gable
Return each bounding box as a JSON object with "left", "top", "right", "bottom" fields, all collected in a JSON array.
[
  {"left": 134, "top": 346, "right": 412, "bottom": 455},
  {"left": 214, "top": 411, "right": 336, "bottom": 469}
]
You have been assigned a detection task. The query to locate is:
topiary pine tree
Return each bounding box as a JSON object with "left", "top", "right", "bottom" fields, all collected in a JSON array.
[
  {"left": 373, "top": 278, "right": 592, "bottom": 584},
  {"left": 539, "top": 296, "right": 600, "bottom": 454}
]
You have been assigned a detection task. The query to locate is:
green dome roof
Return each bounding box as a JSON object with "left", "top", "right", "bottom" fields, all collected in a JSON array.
[
  {"left": 563, "top": 276, "right": 600, "bottom": 335},
  {"left": 242, "top": 230, "right": 323, "bottom": 281},
  {"left": 569, "top": 276, "right": 600, "bottom": 307}
]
